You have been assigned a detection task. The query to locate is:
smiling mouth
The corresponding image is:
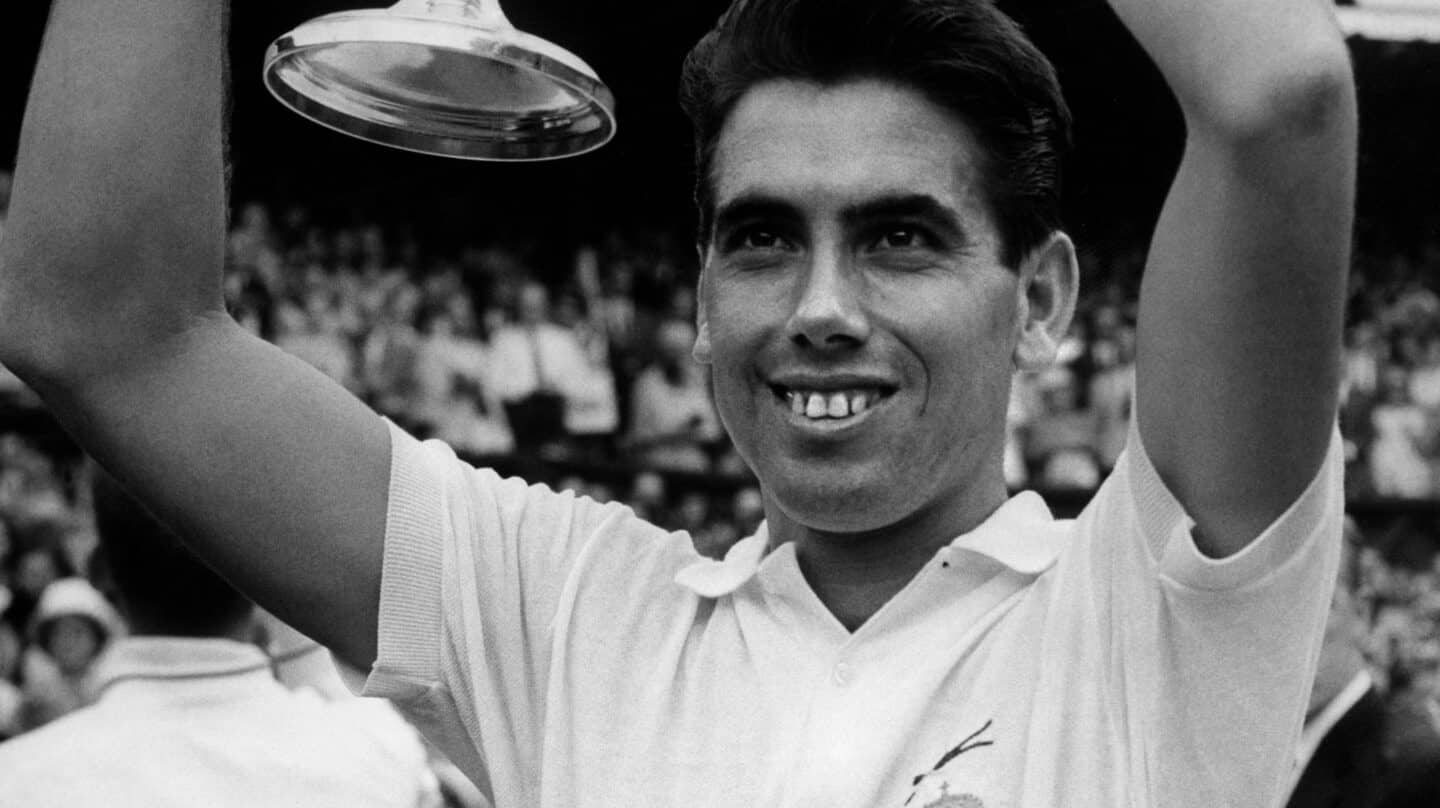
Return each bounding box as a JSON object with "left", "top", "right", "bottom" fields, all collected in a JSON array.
[{"left": 769, "top": 385, "right": 898, "bottom": 421}]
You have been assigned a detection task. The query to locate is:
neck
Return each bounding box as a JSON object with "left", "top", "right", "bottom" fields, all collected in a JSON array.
[{"left": 768, "top": 473, "right": 1009, "bottom": 632}]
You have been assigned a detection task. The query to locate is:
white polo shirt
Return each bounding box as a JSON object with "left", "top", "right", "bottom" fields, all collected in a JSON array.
[
  {"left": 364, "top": 420, "right": 1342, "bottom": 808},
  {"left": 0, "top": 637, "right": 438, "bottom": 808}
]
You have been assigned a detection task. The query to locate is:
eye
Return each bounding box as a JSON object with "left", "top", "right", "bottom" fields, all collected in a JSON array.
[
  {"left": 741, "top": 228, "right": 785, "bottom": 250},
  {"left": 721, "top": 225, "right": 791, "bottom": 254},
  {"left": 870, "top": 227, "right": 930, "bottom": 250}
]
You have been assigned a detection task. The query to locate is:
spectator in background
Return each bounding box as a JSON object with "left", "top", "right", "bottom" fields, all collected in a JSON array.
[
  {"left": 561, "top": 248, "right": 621, "bottom": 457},
  {"left": 0, "top": 467, "right": 443, "bottom": 808},
  {"left": 1, "top": 542, "right": 71, "bottom": 638},
  {"left": 731, "top": 486, "right": 764, "bottom": 539},
  {"left": 1020, "top": 366, "right": 1102, "bottom": 491},
  {"left": 17, "top": 576, "right": 120, "bottom": 730},
  {"left": 273, "top": 295, "right": 362, "bottom": 395},
  {"left": 491, "top": 281, "right": 612, "bottom": 455},
  {"left": 362, "top": 281, "right": 424, "bottom": 419},
  {"left": 626, "top": 319, "right": 722, "bottom": 473},
  {"left": 1369, "top": 367, "right": 1433, "bottom": 498},
  {"left": 227, "top": 202, "right": 277, "bottom": 274},
  {"left": 627, "top": 471, "right": 668, "bottom": 525},
  {"left": 412, "top": 299, "right": 513, "bottom": 456}
]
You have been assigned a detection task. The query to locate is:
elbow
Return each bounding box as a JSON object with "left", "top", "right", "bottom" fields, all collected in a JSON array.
[{"left": 1198, "top": 36, "right": 1356, "bottom": 142}]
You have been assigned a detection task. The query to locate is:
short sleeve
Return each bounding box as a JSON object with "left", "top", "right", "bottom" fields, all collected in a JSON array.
[
  {"left": 1068, "top": 418, "right": 1344, "bottom": 806},
  {"left": 359, "top": 420, "right": 672, "bottom": 803}
]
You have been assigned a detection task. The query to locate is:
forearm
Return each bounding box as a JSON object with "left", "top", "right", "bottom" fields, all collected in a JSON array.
[
  {"left": 1107, "top": 0, "right": 1352, "bottom": 136},
  {"left": 0, "top": 0, "right": 228, "bottom": 382},
  {"left": 1115, "top": 0, "right": 1356, "bottom": 553}
]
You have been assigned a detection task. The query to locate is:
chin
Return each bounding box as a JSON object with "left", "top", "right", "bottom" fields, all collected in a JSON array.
[{"left": 765, "top": 462, "right": 912, "bottom": 534}]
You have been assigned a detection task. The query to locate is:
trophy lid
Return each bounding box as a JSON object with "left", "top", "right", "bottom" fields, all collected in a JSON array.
[{"left": 263, "top": 0, "right": 617, "bottom": 161}]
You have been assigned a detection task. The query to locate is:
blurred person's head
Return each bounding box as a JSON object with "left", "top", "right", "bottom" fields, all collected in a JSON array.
[
  {"left": 667, "top": 286, "right": 696, "bottom": 323},
  {"left": 675, "top": 492, "right": 711, "bottom": 534},
  {"left": 731, "top": 486, "right": 764, "bottom": 535},
  {"left": 385, "top": 282, "right": 423, "bottom": 328},
  {"left": 416, "top": 302, "right": 456, "bottom": 339},
  {"left": 1347, "top": 320, "right": 1381, "bottom": 350},
  {"left": 273, "top": 300, "right": 309, "bottom": 338},
  {"left": 656, "top": 319, "right": 698, "bottom": 380},
  {"left": 1091, "top": 303, "right": 1122, "bottom": 338},
  {"left": 333, "top": 228, "right": 362, "bottom": 269},
  {"left": 554, "top": 289, "right": 586, "bottom": 329},
  {"left": 359, "top": 224, "right": 387, "bottom": 267},
  {"left": 517, "top": 281, "right": 550, "bottom": 326},
  {"left": 1037, "top": 367, "right": 1078, "bottom": 413},
  {"left": 89, "top": 468, "right": 253, "bottom": 639},
  {"left": 1090, "top": 338, "right": 1120, "bottom": 371},
  {"left": 445, "top": 293, "right": 478, "bottom": 337},
  {"left": 238, "top": 202, "right": 270, "bottom": 234},
  {"left": 558, "top": 475, "right": 588, "bottom": 496},
  {"left": 30, "top": 577, "right": 119, "bottom": 677},
  {"left": 630, "top": 472, "right": 667, "bottom": 512},
  {"left": 1380, "top": 365, "right": 1413, "bottom": 405},
  {"left": 9, "top": 544, "right": 71, "bottom": 605}
]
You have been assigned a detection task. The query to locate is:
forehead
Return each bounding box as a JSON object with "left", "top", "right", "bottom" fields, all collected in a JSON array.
[{"left": 711, "top": 78, "right": 990, "bottom": 221}]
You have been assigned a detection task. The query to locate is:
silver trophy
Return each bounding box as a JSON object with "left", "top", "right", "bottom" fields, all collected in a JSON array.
[{"left": 264, "top": 0, "right": 617, "bottom": 160}]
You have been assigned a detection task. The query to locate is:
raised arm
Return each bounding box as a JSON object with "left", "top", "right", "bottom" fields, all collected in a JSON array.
[
  {"left": 0, "top": 0, "right": 389, "bottom": 668},
  {"left": 1113, "top": 0, "right": 1357, "bottom": 556}
]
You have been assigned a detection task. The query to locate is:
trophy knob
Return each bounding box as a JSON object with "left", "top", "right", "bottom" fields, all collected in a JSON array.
[{"left": 263, "top": 0, "right": 617, "bottom": 161}]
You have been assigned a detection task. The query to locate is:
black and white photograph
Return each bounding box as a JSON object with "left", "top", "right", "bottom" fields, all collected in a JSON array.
[{"left": 0, "top": 1, "right": 1437, "bottom": 806}]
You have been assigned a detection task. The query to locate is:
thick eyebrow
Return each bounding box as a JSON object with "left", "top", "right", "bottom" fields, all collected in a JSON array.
[
  {"left": 710, "top": 193, "right": 804, "bottom": 240},
  {"left": 841, "top": 194, "right": 969, "bottom": 245},
  {"left": 709, "top": 191, "right": 971, "bottom": 247}
]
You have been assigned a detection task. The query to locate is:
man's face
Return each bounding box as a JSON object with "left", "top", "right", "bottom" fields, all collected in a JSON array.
[{"left": 698, "top": 78, "right": 1023, "bottom": 537}]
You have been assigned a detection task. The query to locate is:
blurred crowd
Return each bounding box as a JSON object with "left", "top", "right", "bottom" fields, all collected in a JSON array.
[{"left": 0, "top": 191, "right": 1438, "bottom": 761}]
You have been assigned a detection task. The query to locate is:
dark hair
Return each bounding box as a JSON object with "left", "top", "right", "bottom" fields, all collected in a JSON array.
[
  {"left": 89, "top": 467, "right": 252, "bottom": 637},
  {"left": 679, "top": 0, "right": 1071, "bottom": 267}
]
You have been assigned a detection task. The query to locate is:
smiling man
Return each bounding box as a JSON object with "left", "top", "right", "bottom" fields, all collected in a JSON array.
[{"left": 0, "top": 0, "right": 1355, "bottom": 806}]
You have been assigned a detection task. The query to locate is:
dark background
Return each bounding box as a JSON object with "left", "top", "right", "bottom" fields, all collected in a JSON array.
[{"left": 1, "top": 1, "right": 1437, "bottom": 267}]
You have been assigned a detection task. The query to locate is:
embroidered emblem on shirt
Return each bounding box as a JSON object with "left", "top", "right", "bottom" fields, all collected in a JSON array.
[
  {"left": 919, "top": 783, "right": 985, "bottom": 808},
  {"left": 903, "top": 719, "right": 995, "bottom": 807}
]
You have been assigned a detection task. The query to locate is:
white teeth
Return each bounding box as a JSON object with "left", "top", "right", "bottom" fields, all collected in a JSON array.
[{"left": 784, "top": 388, "right": 882, "bottom": 420}]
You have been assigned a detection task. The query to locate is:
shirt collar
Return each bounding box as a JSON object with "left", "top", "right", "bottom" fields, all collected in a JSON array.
[
  {"left": 946, "top": 490, "right": 1065, "bottom": 575},
  {"left": 673, "top": 523, "right": 771, "bottom": 598},
  {"left": 94, "top": 637, "right": 273, "bottom": 692},
  {"left": 674, "top": 490, "right": 1065, "bottom": 598}
]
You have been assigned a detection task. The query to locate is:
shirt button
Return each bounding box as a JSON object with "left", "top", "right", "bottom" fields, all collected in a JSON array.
[{"left": 832, "top": 662, "right": 853, "bottom": 687}]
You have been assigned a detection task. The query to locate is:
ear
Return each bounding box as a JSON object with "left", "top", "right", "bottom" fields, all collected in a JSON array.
[
  {"left": 693, "top": 245, "right": 714, "bottom": 364},
  {"left": 1012, "top": 231, "right": 1079, "bottom": 372}
]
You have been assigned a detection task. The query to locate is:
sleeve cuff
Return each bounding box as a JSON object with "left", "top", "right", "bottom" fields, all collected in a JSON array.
[
  {"left": 1125, "top": 418, "right": 1343, "bottom": 591},
  {"left": 357, "top": 419, "right": 449, "bottom": 701}
]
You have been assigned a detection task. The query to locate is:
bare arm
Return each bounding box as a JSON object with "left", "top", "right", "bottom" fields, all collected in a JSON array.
[
  {"left": 1111, "top": 0, "right": 1357, "bottom": 556},
  {"left": 0, "top": 0, "right": 388, "bottom": 668}
]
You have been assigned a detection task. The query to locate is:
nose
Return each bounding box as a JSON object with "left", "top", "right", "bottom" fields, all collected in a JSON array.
[{"left": 785, "top": 248, "right": 871, "bottom": 349}]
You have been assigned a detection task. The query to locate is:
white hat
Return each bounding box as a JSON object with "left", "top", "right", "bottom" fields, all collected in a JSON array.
[{"left": 30, "top": 577, "right": 122, "bottom": 643}]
